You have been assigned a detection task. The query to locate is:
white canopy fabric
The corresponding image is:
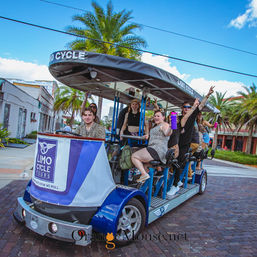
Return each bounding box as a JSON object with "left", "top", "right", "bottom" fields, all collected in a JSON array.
[{"left": 30, "top": 134, "right": 116, "bottom": 207}]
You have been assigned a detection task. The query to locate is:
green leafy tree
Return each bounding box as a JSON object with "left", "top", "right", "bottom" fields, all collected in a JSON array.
[
  {"left": 230, "top": 83, "right": 257, "bottom": 154},
  {"left": 204, "top": 91, "right": 234, "bottom": 149},
  {"left": 54, "top": 85, "right": 85, "bottom": 127}
]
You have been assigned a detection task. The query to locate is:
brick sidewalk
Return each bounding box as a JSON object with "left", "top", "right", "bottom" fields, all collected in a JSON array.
[{"left": 0, "top": 176, "right": 257, "bottom": 257}]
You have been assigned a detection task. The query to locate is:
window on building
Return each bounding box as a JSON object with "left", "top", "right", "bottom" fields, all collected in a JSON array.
[
  {"left": 235, "top": 139, "right": 243, "bottom": 152},
  {"left": 30, "top": 112, "right": 36, "bottom": 122},
  {"left": 3, "top": 104, "right": 10, "bottom": 129}
]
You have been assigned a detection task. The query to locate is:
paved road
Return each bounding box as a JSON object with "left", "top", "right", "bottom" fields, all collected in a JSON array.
[
  {"left": 1, "top": 176, "right": 256, "bottom": 257},
  {"left": 0, "top": 144, "right": 34, "bottom": 189},
  {"left": 0, "top": 146, "right": 257, "bottom": 256},
  {"left": 205, "top": 158, "right": 257, "bottom": 178}
]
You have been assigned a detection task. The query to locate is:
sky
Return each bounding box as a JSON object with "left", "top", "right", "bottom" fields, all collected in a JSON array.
[{"left": 1, "top": 0, "right": 257, "bottom": 118}]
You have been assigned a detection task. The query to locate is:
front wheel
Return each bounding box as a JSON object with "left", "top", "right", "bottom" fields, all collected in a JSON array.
[
  {"left": 199, "top": 172, "right": 207, "bottom": 194},
  {"left": 115, "top": 198, "right": 146, "bottom": 246}
]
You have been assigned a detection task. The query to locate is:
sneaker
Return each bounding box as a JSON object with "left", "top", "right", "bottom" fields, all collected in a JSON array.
[
  {"left": 136, "top": 174, "right": 150, "bottom": 183},
  {"left": 177, "top": 181, "right": 183, "bottom": 187},
  {"left": 167, "top": 186, "right": 180, "bottom": 196}
]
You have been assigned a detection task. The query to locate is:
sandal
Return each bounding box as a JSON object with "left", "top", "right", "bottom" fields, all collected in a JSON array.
[{"left": 136, "top": 174, "right": 150, "bottom": 183}]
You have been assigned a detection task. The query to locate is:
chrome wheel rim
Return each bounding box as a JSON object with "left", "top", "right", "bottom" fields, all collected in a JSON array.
[
  {"left": 116, "top": 205, "right": 142, "bottom": 241},
  {"left": 201, "top": 174, "right": 206, "bottom": 192}
]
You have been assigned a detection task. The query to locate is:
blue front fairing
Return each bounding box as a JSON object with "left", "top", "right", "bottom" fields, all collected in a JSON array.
[{"left": 90, "top": 185, "right": 148, "bottom": 235}]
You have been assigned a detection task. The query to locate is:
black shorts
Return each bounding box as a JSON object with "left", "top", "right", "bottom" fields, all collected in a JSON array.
[{"left": 147, "top": 147, "right": 160, "bottom": 161}]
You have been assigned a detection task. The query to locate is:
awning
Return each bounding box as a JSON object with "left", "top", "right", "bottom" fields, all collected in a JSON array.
[{"left": 49, "top": 50, "right": 219, "bottom": 113}]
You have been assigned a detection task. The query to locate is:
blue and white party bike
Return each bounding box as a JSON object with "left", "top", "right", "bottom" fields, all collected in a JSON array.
[{"left": 14, "top": 50, "right": 219, "bottom": 246}]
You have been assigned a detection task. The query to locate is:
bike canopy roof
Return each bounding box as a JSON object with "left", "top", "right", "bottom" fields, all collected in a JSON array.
[{"left": 49, "top": 50, "right": 219, "bottom": 113}]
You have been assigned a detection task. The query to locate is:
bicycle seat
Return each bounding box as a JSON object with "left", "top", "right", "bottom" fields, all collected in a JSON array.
[
  {"left": 189, "top": 156, "right": 197, "bottom": 162},
  {"left": 149, "top": 160, "right": 162, "bottom": 167}
]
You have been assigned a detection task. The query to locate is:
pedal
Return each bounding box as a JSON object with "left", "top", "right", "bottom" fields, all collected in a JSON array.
[
  {"left": 129, "top": 182, "right": 139, "bottom": 188},
  {"left": 135, "top": 182, "right": 144, "bottom": 189},
  {"left": 153, "top": 176, "right": 163, "bottom": 186},
  {"left": 153, "top": 175, "right": 163, "bottom": 179}
]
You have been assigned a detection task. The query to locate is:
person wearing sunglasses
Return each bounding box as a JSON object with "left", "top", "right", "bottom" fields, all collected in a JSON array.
[{"left": 167, "top": 86, "right": 215, "bottom": 196}]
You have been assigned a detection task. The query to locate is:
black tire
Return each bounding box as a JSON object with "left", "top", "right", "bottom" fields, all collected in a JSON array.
[
  {"left": 114, "top": 198, "right": 146, "bottom": 246},
  {"left": 199, "top": 172, "right": 207, "bottom": 194}
]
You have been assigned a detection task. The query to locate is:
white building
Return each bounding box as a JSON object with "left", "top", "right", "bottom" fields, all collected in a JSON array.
[
  {"left": 0, "top": 78, "right": 57, "bottom": 138},
  {"left": 0, "top": 79, "right": 38, "bottom": 138},
  {"left": 108, "top": 106, "right": 114, "bottom": 120}
]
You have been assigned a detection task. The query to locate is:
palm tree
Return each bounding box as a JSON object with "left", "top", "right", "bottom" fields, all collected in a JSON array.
[
  {"left": 231, "top": 83, "right": 257, "bottom": 154},
  {"left": 204, "top": 91, "right": 234, "bottom": 149},
  {"left": 54, "top": 85, "right": 85, "bottom": 127},
  {"left": 66, "top": 0, "right": 147, "bottom": 117},
  {"left": 66, "top": 1, "right": 147, "bottom": 60}
]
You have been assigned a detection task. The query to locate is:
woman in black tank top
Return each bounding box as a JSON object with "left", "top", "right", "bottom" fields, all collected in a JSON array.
[{"left": 120, "top": 99, "right": 149, "bottom": 139}]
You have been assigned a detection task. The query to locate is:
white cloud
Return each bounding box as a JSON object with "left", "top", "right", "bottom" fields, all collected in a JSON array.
[
  {"left": 0, "top": 57, "right": 54, "bottom": 81},
  {"left": 141, "top": 52, "right": 189, "bottom": 80},
  {"left": 189, "top": 78, "right": 246, "bottom": 97},
  {"left": 141, "top": 53, "right": 246, "bottom": 98},
  {"left": 229, "top": 0, "right": 257, "bottom": 29}
]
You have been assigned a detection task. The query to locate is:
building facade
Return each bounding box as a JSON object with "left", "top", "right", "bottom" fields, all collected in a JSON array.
[
  {"left": 215, "top": 95, "right": 257, "bottom": 155},
  {"left": 0, "top": 78, "right": 57, "bottom": 138},
  {"left": 215, "top": 127, "right": 257, "bottom": 155},
  {"left": 0, "top": 79, "right": 38, "bottom": 138}
]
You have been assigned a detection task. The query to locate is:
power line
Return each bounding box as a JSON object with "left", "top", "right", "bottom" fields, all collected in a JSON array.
[
  {"left": 1, "top": 15, "right": 257, "bottom": 79},
  {"left": 40, "top": 0, "right": 87, "bottom": 12},
  {"left": 39, "top": 0, "right": 257, "bottom": 57}
]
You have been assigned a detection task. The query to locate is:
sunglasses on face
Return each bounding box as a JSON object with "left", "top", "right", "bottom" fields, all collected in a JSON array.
[
  {"left": 183, "top": 105, "right": 191, "bottom": 109},
  {"left": 89, "top": 105, "right": 97, "bottom": 108}
]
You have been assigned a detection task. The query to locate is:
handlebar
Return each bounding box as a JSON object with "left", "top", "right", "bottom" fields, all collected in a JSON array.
[
  {"left": 55, "top": 130, "right": 82, "bottom": 137},
  {"left": 121, "top": 135, "right": 146, "bottom": 140}
]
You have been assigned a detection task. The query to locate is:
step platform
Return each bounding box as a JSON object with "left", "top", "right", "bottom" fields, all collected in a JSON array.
[{"left": 148, "top": 183, "right": 200, "bottom": 224}]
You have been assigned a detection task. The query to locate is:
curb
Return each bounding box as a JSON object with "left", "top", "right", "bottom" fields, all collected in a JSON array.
[{"left": 212, "top": 158, "right": 257, "bottom": 171}]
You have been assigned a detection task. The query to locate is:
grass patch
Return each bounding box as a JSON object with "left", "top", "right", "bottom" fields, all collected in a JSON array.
[
  {"left": 8, "top": 138, "right": 29, "bottom": 145},
  {"left": 209, "top": 149, "right": 257, "bottom": 165},
  {"left": 25, "top": 131, "right": 37, "bottom": 139}
]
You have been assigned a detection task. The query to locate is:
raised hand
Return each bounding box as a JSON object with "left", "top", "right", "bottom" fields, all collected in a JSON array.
[
  {"left": 207, "top": 86, "right": 215, "bottom": 96},
  {"left": 193, "top": 98, "right": 200, "bottom": 108}
]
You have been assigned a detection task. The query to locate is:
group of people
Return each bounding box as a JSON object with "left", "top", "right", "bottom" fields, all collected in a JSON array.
[
  {"left": 65, "top": 86, "right": 215, "bottom": 196},
  {"left": 129, "top": 86, "right": 215, "bottom": 196}
]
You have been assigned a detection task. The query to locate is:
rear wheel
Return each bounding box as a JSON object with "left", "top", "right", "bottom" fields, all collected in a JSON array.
[
  {"left": 115, "top": 198, "right": 146, "bottom": 245},
  {"left": 199, "top": 172, "right": 207, "bottom": 194}
]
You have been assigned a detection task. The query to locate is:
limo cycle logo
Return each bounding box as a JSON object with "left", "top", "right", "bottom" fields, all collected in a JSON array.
[
  {"left": 35, "top": 139, "right": 57, "bottom": 182},
  {"left": 39, "top": 142, "right": 56, "bottom": 154}
]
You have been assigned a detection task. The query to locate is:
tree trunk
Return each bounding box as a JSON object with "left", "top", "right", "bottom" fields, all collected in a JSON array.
[
  {"left": 97, "top": 96, "right": 103, "bottom": 119},
  {"left": 245, "top": 124, "right": 253, "bottom": 154},
  {"left": 70, "top": 109, "right": 75, "bottom": 128},
  {"left": 212, "top": 126, "right": 219, "bottom": 149},
  {"left": 81, "top": 92, "right": 89, "bottom": 116}
]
